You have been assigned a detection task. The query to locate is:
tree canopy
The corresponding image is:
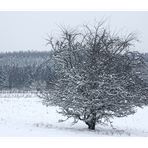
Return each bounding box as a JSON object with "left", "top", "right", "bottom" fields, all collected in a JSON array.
[{"left": 39, "top": 22, "right": 148, "bottom": 130}]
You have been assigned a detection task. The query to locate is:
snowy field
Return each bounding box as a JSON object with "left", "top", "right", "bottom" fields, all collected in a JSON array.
[{"left": 0, "top": 93, "right": 148, "bottom": 137}]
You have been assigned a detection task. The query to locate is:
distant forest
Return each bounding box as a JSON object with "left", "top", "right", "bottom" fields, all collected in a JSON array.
[
  {"left": 0, "top": 51, "right": 53, "bottom": 91},
  {"left": 0, "top": 51, "right": 148, "bottom": 91}
]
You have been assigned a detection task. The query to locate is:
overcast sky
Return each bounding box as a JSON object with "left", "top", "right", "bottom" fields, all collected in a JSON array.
[{"left": 0, "top": 11, "right": 148, "bottom": 53}]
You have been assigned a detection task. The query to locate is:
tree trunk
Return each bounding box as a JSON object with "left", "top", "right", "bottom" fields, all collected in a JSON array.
[
  {"left": 85, "top": 113, "right": 96, "bottom": 130},
  {"left": 87, "top": 121, "right": 96, "bottom": 130}
]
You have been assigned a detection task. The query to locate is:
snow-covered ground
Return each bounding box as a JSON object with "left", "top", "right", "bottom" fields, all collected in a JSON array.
[{"left": 0, "top": 93, "right": 148, "bottom": 137}]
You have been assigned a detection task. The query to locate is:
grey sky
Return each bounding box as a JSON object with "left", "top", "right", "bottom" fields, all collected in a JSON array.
[{"left": 0, "top": 11, "right": 148, "bottom": 53}]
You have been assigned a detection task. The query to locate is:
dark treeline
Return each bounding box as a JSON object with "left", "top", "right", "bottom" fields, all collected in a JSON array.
[
  {"left": 0, "top": 51, "right": 53, "bottom": 91},
  {"left": 0, "top": 50, "right": 148, "bottom": 91}
]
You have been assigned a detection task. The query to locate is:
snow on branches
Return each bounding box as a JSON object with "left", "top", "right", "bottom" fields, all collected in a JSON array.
[{"left": 39, "top": 22, "right": 148, "bottom": 130}]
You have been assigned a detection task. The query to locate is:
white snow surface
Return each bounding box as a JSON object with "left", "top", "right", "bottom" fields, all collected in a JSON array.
[{"left": 0, "top": 93, "right": 148, "bottom": 137}]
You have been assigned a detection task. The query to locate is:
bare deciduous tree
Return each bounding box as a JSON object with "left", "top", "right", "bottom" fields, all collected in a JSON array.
[{"left": 39, "top": 22, "right": 148, "bottom": 130}]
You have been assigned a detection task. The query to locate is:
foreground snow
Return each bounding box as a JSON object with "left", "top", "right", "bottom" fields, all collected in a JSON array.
[{"left": 0, "top": 93, "right": 148, "bottom": 136}]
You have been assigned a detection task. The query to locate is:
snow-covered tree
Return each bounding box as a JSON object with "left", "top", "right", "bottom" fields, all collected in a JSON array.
[
  {"left": 0, "top": 65, "right": 11, "bottom": 90},
  {"left": 39, "top": 22, "right": 148, "bottom": 130}
]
